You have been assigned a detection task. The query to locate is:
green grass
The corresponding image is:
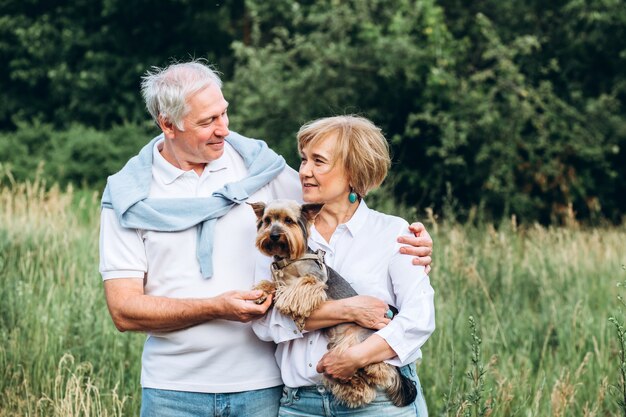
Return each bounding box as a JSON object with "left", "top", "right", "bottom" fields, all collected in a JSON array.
[
  {"left": 0, "top": 178, "right": 143, "bottom": 416},
  {"left": 0, "top": 178, "right": 623, "bottom": 416}
]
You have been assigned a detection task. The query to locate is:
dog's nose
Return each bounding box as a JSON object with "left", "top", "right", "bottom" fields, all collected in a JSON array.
[{"left": 270, "top": 232, "right": 280, "bottom": 241}]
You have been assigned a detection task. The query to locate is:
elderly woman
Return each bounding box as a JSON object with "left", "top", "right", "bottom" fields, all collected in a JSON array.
[{"left": 253, "top": 115, "right": 435, "bottom": 416}]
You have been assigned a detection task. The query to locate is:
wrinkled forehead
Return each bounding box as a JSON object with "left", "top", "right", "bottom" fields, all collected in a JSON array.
[{"left": 264, "top": 200, "right": 302, "bottom": 220}]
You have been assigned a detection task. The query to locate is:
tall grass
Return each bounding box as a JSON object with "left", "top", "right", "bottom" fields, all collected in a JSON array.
[
  {"left": 0, "top": 171, "right": 143, "bottom": 416},
  {"left": 0, "top": 174, "right": 623, "bottom": 415},
  {"left": 424, "top": 215, "right": 623, "bottom": 416}
]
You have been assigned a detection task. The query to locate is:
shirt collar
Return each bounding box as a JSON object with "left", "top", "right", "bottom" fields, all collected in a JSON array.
[
  {"left": 152, "top": 137, "right": 229, "bottom": 185},
  {"left": 341, "top": 199, "right": 369, "bottom": 237},
  {"left": 310, "top": 199, "right": 370, "bottom": 247}
]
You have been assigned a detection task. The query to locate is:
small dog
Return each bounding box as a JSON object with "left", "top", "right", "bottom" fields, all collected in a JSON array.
[{"left": 250, "top": 199, "right": 417, "bottom": 408}]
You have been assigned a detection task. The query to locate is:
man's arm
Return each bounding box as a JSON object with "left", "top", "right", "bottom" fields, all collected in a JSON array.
[{"left": 103, "top": 278, "right": 272, "bottom": 332}]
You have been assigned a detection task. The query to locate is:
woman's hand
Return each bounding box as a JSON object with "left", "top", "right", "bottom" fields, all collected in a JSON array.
[
  {"left": 304, "top": 295, "right": 391, "bottom": 331},
  {"left": 345, "top": 296, "right": 392, "bottom": 330},
  {"left": 317, "top": 334, "right": 397, "bottom": 382},
  {"left": 316, "top": 346, "right": 362, "bottom": 382}
]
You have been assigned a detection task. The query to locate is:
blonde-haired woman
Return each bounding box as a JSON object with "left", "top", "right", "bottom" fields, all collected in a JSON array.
[{"left": 253, "top": 115, "right": 435, "bottom": 416}]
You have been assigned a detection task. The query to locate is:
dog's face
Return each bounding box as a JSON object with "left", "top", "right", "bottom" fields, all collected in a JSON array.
[{"left": 250, "top": 200, "right": 323, "bottom": 260}]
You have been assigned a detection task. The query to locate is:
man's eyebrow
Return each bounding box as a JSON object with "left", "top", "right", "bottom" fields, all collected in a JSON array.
[{"left": 196, "top": 104, "right": 229, "bottom": 124}]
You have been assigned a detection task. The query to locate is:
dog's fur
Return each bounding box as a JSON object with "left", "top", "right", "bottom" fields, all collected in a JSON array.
[{"left": 250, "top": 199, "right": 417, "bottom": 408}]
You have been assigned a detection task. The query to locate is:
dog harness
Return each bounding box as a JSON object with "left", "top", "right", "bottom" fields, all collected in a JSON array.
[
  {"left": 270, "top": 249, "right": 327, "bottom": 279},
  {"left": 269, "top": 249, "right": 399, "bottom": 318}
]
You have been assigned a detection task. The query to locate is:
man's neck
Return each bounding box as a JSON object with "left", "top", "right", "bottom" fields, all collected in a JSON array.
[{"left": 159, "top": 141, "right": 207, "bottom": 176}]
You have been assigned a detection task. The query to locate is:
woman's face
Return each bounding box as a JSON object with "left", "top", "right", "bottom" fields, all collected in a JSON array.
[{"left": 299, "top": 135, "right": 351, "bottom": 204}]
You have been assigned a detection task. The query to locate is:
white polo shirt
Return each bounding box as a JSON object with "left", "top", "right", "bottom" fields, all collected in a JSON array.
[
  {"left": 252, "top": 200, "right": 436, "bottom": 388},
  {"left": 99, "top": 138, "right": 302, "bottom": 393}
]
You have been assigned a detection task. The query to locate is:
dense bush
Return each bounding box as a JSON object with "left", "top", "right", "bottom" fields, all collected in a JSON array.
[
  {"left": 0, "top": 0, "right": 243, "bottom": 130},
  {"left": 0, "top": 0, "right": 624, "bottom": 223},
  {"left": 226, "top": 0, "right": 626, "bottom": 224},
  {"left": 0, "top": 123, "right": 157, "bottom": 189}
]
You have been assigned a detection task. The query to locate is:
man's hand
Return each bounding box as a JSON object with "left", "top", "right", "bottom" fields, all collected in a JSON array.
[
  {"left": 214, "top": 290, "right": 273, "bottom": 323},
  {"left": 397, "top": 222, "right": 433, "bottom": 273}
]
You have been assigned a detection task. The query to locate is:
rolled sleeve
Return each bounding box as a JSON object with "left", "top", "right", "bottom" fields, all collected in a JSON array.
[
  {"left": 99, "top": 207, "right": 147, "bottom": 280},
  {"left": 252, "top": 307, "right": 305, "bottom": 343},
  {"left": 376, "top": 227, "right": 436, "bottom": 366},
  {"left": 377, "top": 278, "right": 435, "bottom": 365}
]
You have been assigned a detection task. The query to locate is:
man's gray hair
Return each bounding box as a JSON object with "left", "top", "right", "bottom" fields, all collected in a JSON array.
[{"left": 141, "top": 59, "right": 223, "bottom": 130}]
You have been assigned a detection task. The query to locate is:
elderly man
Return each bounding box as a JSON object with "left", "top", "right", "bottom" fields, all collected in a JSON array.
[{"left": 99, "top": 59, "right": 433, "bottom": 417}]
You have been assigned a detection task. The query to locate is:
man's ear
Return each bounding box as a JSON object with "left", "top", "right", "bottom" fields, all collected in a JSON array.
[
  {"left": 248, "top": 202, "right": 266, "bottom": 220},
  {"left": 158, "top": 115, "right": 176, "bottom": 137},
  {"left": 300, "top": 203, "right": 324, "bottom": 222}
]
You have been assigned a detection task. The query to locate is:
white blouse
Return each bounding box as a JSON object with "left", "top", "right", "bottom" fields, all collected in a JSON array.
[{"left": 252, "top": 200, "right": 436, "bottom": 388}]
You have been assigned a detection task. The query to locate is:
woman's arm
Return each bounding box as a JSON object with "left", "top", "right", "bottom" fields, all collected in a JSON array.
[
  {"left": 315, "top": 277, "right": 434, "bottom": 379},
  {"left": 316, "top": 334, "right": 395, "bottom": 381},
  {"left": 375, "top": 258, "right": 435, "bottom": 366},
  {"left": 303, "top": 295, "right": 391, "bottom": 331},
  {"left": 316, "top": 225, "right": 436, "bottom": 379},
  {"left": 254, "top": 294, "right": 391, "bottom": 342}
]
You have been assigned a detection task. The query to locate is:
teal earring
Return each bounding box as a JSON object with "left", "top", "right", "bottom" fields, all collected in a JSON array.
[{"left": 348, "top": 189, "right": 358, "bottom": 204}]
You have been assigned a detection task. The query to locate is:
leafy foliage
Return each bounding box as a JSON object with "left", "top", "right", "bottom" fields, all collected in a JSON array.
[
  {"left": 226, "top": 0, "right": 625, "bottom": 223},
  {"left": 0, "top": 0, "right": 244, "bottom": 130},
  {"left": 0, "top": 122, "right": 157, "bottom": 189},
  {"left": 0, "top": 0, "right": 624, "bottom": 222}
]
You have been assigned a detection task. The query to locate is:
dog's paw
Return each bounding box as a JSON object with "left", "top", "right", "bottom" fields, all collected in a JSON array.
[
  {"left": 252, "top": 290, "right": 269, "bottom": 305},
  {"left": 252, "top": 280, "right": 276, "bottom": 304}
]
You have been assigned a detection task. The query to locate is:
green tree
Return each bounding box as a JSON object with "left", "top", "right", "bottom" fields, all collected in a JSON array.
[
  {"left": 225, "top": 0, "right": 454, "bottom": 167},
  {"left": 0, "top": 0, "right": 244, "bottom": 130},
  {"left": 436, "top": 0, "right": 626, "bottom": 221},
  {"left": 226, "top": 0, "right": 625, "bottom": 222}
]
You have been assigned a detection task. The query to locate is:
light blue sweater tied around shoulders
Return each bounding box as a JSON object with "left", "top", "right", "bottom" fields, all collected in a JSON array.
[{"left": 101, "top": 131, "right": 286, "bottom": 278}]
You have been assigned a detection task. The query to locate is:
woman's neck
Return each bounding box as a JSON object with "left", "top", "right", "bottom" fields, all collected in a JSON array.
[{"left": 314, "top": 199, "right": 359, "bottom": 242}]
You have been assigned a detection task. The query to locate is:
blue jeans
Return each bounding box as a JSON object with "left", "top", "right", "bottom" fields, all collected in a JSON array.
[
  {"left": 278, "top": 364, "right": 428, "bottom": 416},
  {"left": 140, "top": 385, "right": 283, "bottom": 417}
]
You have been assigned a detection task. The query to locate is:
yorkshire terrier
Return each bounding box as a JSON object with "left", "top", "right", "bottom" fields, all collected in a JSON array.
[{"left": 249, "top": 199, "right": 417, "bottom": 408}]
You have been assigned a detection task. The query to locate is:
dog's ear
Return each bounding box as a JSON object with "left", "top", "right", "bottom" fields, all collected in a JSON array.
[
  {"left": 300, "top": 203, "right": 324, "bottom": 222},
  {"left": 248, "top": 202, "right": 266, "bottom": 220}
]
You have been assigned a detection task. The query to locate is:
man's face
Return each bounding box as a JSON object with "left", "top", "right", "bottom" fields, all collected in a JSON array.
[{"left": 163, "top": 83, "right": 230, "bottom": 170}]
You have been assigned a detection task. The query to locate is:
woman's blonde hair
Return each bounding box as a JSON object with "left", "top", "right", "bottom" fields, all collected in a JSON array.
[{"left": 297, "top": 115, "right": 391, "bottom": 198}]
